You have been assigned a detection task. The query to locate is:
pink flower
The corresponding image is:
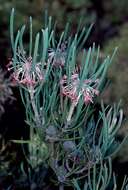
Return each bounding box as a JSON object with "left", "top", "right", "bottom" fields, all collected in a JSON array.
[
  {"left": 83, "top": 88, "right": 99, "bottom": 104},
  {"left": 8, "top": 55, "right": 44, "bottom": 86},
  {"left": 60, "top": 73, "right": 99, "bottom": 105},
  {"left": 60, "top": 74, "right": 80, "bottom": 103},
  {"left": 48, "top": 42, "right": 67, "bottom": 67},
  {"left": 83, "top": 91, "right": 93, "bottom": 104}
]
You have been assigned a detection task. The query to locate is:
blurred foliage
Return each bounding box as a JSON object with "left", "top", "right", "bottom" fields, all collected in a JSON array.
[
  {"left": 0, "top": 0, "right": 128, "bottom": 35},
  {"left": 103, "top": 24, "right": 128, "bottom": 164},
  {"left": 46, "top": 0, "right": 94, "bottom": 28},
  {"left": 103, "top": 0, "right": 128, "bottom": 24},
  {"left": 0, "top": 69, "right": 13, "bottom": 116},
  {"left": 0, "top": 0, "right": 95, "bottom": 61},
  {"left": 0, "top": 0, "right": 128, "bottom": 49},
  {"left": 0, "top": 0, "right": 93, "bottom": 31},
  {"left": 103, "top": 24, "right": 128, "bottom": 116}
]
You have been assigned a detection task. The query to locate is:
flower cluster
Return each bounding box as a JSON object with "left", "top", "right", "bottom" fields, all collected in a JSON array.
[
  {"left": 60, "top": 73, "right": 99, "bottom": 105},
  {"left": 7, "top": 42, "right": 67, "bottom": 87},
  {"left": 48, "top": 42, "right": 67, "bottom": 67},
  {"left": 7, "top": 52, "right": 44, "bottom": 86}
]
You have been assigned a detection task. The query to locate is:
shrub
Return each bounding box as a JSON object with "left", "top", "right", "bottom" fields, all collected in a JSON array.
[{"left": 9, "top": 9, "right": 127, "bottom": 190}]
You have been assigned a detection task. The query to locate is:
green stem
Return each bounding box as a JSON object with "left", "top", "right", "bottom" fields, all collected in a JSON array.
[
  {"left": 59, "top": 184, "right": 64, "bottom": 190},
  {"left": 29, "top": 85, "right": 41, "bottom": 128},
  {"left": 65, "top": 102, "right": 76, "bottom": 128}
]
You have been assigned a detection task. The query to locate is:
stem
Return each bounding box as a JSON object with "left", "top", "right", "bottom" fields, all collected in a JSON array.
[
  {"left": 67, "top": 102, "right": 76, "bottom": 122},
  {"left": 65, "top": 102, "right": 76, "bottom": 128},
  {"left": 29, "top": 85, "right": 41, "bottom": 128},
  {"left": 59, "top": 184, "right": 64, "bottom": 190},
  {"left": 51, "top": 141, "right": 54, "bottom": 157}
]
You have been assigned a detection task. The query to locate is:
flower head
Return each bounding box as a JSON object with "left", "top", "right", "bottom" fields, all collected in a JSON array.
[
  {"left": 48, "top": 42, "right": 67, "bottom": 67},
  {"left": 60, "top": 73, "right": 80, "bottom": 102},
  {"left": 60, "top": 73, "right": 99, "bottom": 105},
  {"left": 7, "top": 52, "right": 44, "bottom": 86}
]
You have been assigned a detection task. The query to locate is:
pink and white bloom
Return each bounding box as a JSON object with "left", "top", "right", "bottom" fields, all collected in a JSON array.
[
  {"left": 60, "top": 73, "right": 99, "bottom": 105},
  {"left": 48, "top": 42, "right": 67, "bottom": 67},
  {"left": 7, "top": 55, "right": 44, "bottom": 86}
]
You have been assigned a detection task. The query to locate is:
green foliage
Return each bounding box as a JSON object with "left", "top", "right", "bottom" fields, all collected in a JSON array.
[
  {"left": 10, "top": 9, "right": 127, "bottom": 189},
  {"left": 73, "top": 171, "right": 128, "bottom": 190}
]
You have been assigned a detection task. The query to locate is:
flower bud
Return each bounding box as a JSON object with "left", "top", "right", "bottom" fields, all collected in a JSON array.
[{"left": 63, "top": 141, "right": 76, "bottom": 152}]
